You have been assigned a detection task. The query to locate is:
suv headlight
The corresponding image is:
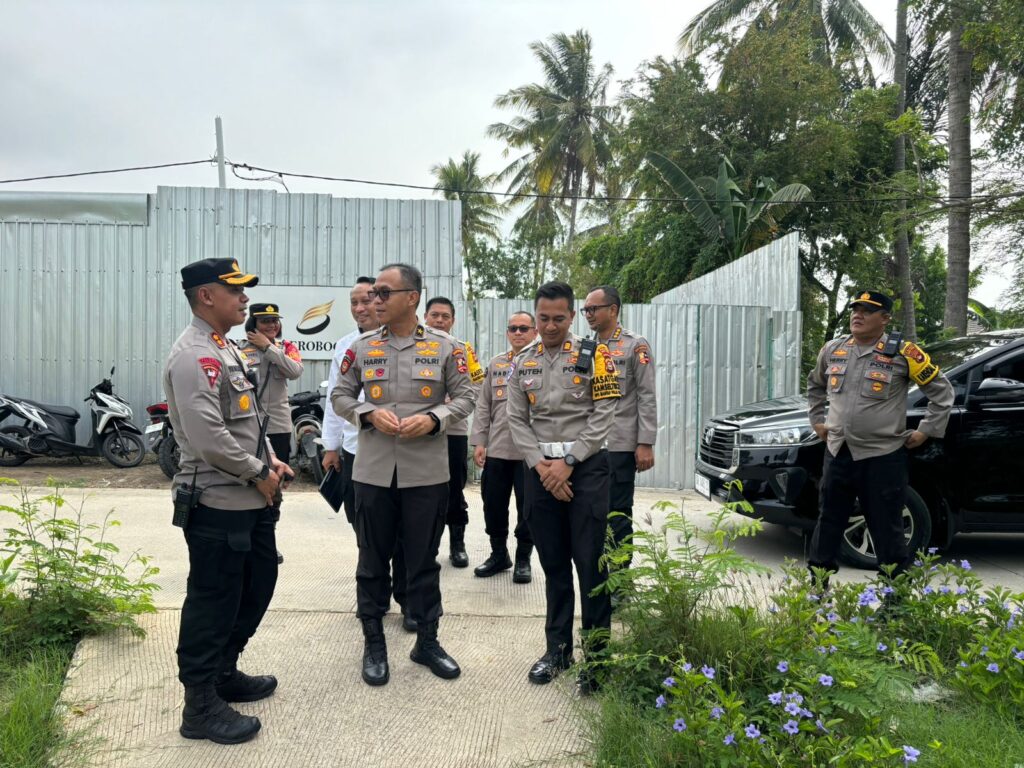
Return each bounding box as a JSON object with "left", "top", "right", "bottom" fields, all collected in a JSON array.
[{"left": 738, "top": 425, "right": 817, "bottom": 446}]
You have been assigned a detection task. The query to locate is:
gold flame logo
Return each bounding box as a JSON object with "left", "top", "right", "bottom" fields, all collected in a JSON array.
[{"left": 296, "top": 300, "right": 334, "bottom": 335}]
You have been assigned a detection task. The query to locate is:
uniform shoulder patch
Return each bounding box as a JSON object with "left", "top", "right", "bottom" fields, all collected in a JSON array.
[
  {"left": 339, "top": 348, "right": 356, "bottom": 375},
  {"left": 210, "top": 332, "right": 227, "bottom": 349},
  {"left": 464, "top": 342, "right": 485, "bottom": 383},
  {"left": 284, "top": 340, "right": 302, "bottom": 362},
  {"left": 635, "top": 343, "right": 651, "bottom": 365},
  {"left": 900, "top": 341, "right": 940, "bottom": 385},
  {"left": 199, "top": 357, "right": 222, "bottom": 388}
]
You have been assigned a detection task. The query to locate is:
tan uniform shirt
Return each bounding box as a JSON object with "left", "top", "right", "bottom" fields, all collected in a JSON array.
[
  {"left": 238, "top": 338, "right": 304, "bottom": 434},
  {"left": 447, "top": 340, "right": 484, "bottom": 437},
  {"left": 470, "top": 349, "right": 521, "bottom": 461},
  {"left": 506, "top": 334, "right": 621, "bottom": 468},
  {"left": 163, "top": 317, "right": 270, "bottom": 510},
  {"left": 331, "top": 323, "right": 478, "bottom": 488},
  {"left": 807, "top": 332, "right": 954, "bottom": 460},
  {"left": 601, "top": 325, "right": 658, "bottom": 451}
]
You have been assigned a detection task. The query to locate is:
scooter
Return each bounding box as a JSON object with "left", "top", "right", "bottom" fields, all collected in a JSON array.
[
  {"left": 289, "top": 380, "right": 326, "bottom": 484},
  {"left": 144, "top": 401, "right": 180, "bottom": 480},
  {"left": 0, "top": 367, "right": 146, "bottom": 468}
]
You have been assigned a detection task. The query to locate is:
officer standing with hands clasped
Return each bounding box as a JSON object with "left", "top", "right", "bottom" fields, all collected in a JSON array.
[
  {"left": 507, "top": 281, "right": 620, "bottom": 694},
  {"left": 470, "top": 311, "right": 537, "bottom": 582},
  {"left": 807, "top": 290, "right": 954, "bottom": 583},
  {"left": 164, "top": 258, "right": 293, "bottom": 745},
  {"left": 333, "top": 263, "right": 477, "bottom": 687},
  {"left": 582, "top": 285, "right": 657, "bottom": 569}
]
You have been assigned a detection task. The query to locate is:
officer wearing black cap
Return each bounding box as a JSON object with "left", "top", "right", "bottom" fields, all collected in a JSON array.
[
  {"left": 163, "top": 258, "right": 293, "bottom": 744},
  {"left": 807, "top": 290, "right": 954, "bottom": 581}
]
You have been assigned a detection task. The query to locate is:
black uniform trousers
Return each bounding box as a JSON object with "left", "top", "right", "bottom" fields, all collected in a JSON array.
[
  {"left": 445, "top": 435, "right": 470, "bottom": 526},
  {"left": 177, "top": 504, "right": 278, "bottom": 686},
  {"left": 481, "top": 457, "right": 532, "bottom": 546},
  {"left": 344, "top": 450, "right": 407, "bottom": 608},
  {"left": 269, "top": 432, "right": 291, "bottom": 465},
  {"left": 809, "top": 443, "right": 910, "bottom": 575},
  {"left": 525, "top": 451, "right": 612, "bottom": 656},
  {"left": 607, "top": 451, "right": 637, "bottom": 551},
  {"left": 353, "top": 473, "right": 447, "bottom": 624}
]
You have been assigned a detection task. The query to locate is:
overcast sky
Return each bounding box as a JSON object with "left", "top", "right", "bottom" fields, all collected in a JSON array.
[{"left": 1, "top": 0, "right": 1010, "bottom": 304}]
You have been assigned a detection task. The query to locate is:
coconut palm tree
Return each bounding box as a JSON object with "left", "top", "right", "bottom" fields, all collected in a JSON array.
[
  {"left": 678, "top": 0, "right": 892, "bottom": 78},
  {"left": 430, "top": 151, "right": 505, "bottom": 300},
  {"left": 488, "top": 29, "right": 616, "bottom": 245}
]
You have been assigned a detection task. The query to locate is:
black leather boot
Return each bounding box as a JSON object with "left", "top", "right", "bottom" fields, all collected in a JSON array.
[
  {"left": 361, "top": 618, "right": 390, "bottom": 686},
  {"left": 215, "top": 668, "right": 278, "bottom": 703},
  {"left": 401, "top": 606, "right": 417, "bottom": 633},
  {"left": 449, "top": 524, "right": 469, "bottom": 568},
  {"left": 180, "top": 684, "right": 261, "bottom": 744},
  {"left": 474, "top": 537, "right": 512, "bottom": 577},
  {"left": 512, "top": 544, "right": 533, "bottom": 584},
  {"left": 410, "top": 621, "right": 461, "bottom": 679},
  {"left": 527, "top": 649, "right": 574, "bottom": 685}
]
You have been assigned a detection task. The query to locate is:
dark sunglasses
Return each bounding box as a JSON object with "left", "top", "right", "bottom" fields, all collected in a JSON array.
[
  {"left": 507, "top": 325, "right": 534, "bottom": 334},
  {"left": 581, "top": 303, "right": 613, "bottom": 315},
  {"left": 368, "top": 287, "right": 416, "bottom": 301}
]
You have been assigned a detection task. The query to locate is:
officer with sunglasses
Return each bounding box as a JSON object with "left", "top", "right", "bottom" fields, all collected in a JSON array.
[
  {"left": 807, "top": 290, "right": 953, "bottom": 583},
  {"left": 331, "top": 263, "right": 477, "bottom": 687}
]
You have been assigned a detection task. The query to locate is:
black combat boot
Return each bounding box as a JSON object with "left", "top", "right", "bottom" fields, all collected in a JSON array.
[
  {"left": 474, "top": 537, "right": 512, "bottom": 577},
  {"left": 180, "top": 684, "right": 261, "bottom": 744},
  {"left": 449, "top": 524, "right": 469, "bottom": 568},
  {"left": 215, "top": 667, "right": 278, "bottom": 703},
  {"left": 400, "top": 606, "right": 417, "bottom": 633},
  {"left": 512, "top": 543, "right": 533, "bottom": 584},
  {"left": 527, "top": 649, "right": 574, "bottom": 685},
  {"left": 410, "top": 620, "right": 461, "bottom": 679},
  {"left": 361, "top": 618, "right": 390, "bottom": 686}
]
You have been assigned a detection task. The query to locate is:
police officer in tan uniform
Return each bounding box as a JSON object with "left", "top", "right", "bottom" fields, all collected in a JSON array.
[
  {"left": 239, "top": 302, "right": 304, "bottom": 565},
  {"left": 164, "top": 258, "right": 292, "bottom": 745},
  {"left": 332, "top": 263, "right": 477, "bottom": 687},
  {"left": 583, "top": 285, "right": 657, "bottom": 563},
  {"left": 470, "top": 311, "right": 537, "bottom": 582},
  {"left": 424, "top": 296, "right": 484, "bottom": 568},
  {"left": 807, "top": 290, "right": 954, "bottom": 580},
  {"left": 507, "top": 281, "right": 620, "bottom": 693}
]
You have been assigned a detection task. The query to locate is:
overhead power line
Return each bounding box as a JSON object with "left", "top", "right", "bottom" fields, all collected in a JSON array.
[{"left": 0, "top": 159, "right": 214, "bottom": 185}]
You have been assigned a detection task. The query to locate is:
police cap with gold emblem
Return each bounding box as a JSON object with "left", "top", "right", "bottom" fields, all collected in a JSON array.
[
  {"left": 848, "top": 290, "right": 893, "bottom": 313},
  {"left": 249, "top": 303, "right": 283, "bottom": 319},
  {"left": 180, "top": 258, "right": 259, "bottom": 290}
]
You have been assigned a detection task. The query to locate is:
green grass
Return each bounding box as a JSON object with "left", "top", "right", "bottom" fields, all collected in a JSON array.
[
  {"left": 0, "top": 646, "right": 75, "bottom": 768},
  {"left": 894, "top": 699, "right": 1024, "bottom": 768}
]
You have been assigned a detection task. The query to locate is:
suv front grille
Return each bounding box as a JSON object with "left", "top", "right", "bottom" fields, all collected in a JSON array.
[{"left": 699, "top": 422, "right": 738, "bottom": 470}]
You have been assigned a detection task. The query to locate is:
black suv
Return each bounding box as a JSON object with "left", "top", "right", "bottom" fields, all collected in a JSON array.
[{"left": 694, "top": 331, "right": 1024, "bottom": 568}]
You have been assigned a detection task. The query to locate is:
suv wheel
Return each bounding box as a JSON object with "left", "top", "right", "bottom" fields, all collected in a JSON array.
[{"left": 839, "top": 486, "right": 932, "bottom": 570}]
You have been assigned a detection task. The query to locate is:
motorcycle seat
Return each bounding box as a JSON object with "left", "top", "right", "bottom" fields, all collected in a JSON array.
[
  {"left": 19, "top": 399, "right": 80, "bottom": 421},
  {"left": 289, "top": 391, "right": 320, "bottom": 407}
]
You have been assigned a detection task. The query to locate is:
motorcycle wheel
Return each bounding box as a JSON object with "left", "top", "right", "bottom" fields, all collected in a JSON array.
[
  {"left": 157, "top": 433, "right": 181, "bottom": 479},
  {"left": 101, "top": 431, "right": 146, "bottom": 468},
  {"left": 0, "top": 425, "right": 32, "bottom": 467}
]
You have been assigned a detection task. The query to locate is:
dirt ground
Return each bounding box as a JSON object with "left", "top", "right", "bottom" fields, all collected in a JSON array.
[{"left": 0, "top": 454, "right": 322, "bottom": 491}]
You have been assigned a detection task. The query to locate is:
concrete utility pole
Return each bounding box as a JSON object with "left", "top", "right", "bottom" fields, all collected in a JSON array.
[{"left": 215, "top": 116, "right": 227, "bottom": 189}]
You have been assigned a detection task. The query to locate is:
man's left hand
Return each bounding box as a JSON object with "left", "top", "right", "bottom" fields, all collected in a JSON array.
[
  {"left": 271, "top": 457, "right": 294, "bottom": 487},
  {"left": 541, "top": 458, "right": 573, "bottom": 492},
  {"left": 398, "top": 414, "right": 435, "bottom": 439},
  {"left": 635, "top": 444, "right": 655, "bottom": 473},
  {"left": 905, "top": 430, "right": 929, "bottom": 449}
]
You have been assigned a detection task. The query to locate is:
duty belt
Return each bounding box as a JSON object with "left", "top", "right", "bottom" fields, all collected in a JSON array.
[{"left": 539, "top": 441, "right": 575, "bottom": 459}]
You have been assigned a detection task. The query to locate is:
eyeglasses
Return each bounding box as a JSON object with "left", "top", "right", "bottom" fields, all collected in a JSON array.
[
  {"left": 507, "top": 325, "right": 534, "bottom": 334},
  {"left": 368, "top": 287, "right": 416, "bottom": 301},
  {"left": 581, "top": 303, "right": 613, "bottom": 315}
]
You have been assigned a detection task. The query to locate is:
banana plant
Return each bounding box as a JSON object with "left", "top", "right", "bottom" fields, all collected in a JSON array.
[{"left": 647, "top": 152, "right": 812, "bottom": 261}]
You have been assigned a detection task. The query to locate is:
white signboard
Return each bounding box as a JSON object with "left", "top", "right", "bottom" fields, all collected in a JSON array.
[{"left": 244, "top": 285, "right": 355, "bottom": 360}]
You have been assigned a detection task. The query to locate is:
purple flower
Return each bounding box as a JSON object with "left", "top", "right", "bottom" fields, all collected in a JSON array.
[
  {"left": 723, "top": 733, "right": 736, "bottom": 746},
  {"left": 923, "top": 586, "right": 934, "bottom": 595},
  {"left": 903, "top": 745, "right": 921, "bottom": 764},
  {"left": 782, "top": 719, "right": 800, "bottom": 735},
  {"left": 768, "top": 692, "right": 784, "bottom": 705},
  {"left": 829, "top": 645, "right": 838, "bottom": 654},
  {"left": 800, "top": 708, "right": 814, "bottom": 719},
  {"left": 681, "top": 663, "right": 693, "bottom": 673},
  {"left": 663, "top": 677, "right": 676, "bottom": 688},
  {"left": 701, "top": 665, "right": 716, "bottom": 680},
  {"left": 913, "top": 559, "right": 923, "bottom": 567},
  {"left": 981, "top": 646, "right": 989, "bottom": 656},
  {"left": 777, "top": 661, "right": 789, "bottom": 673},
  {"left": 896, "top": 638, "right": 906, "bottom": 647},
  {"left": 744, "top": 724, "right": 761, "bottom": 739},
  {"left": 808, "top": 593, "right": 820, "bottom": 602},
  {"left": 710, "top": 706, "right": 724, "bottom": 720},
  {"left": 878, "top": 643, "right": 888, "bottom": 652},
  {"left": 927, "top": 547, "right": 938, "bottom": 554},
  {"left": 655, "top": 695, "right": 666, "bottom": 709},
  {"left": 784, "top": 702, "right": 801, "bottom": 716},
  {"left": 987, "top": 663, "right": 1000, "bottom": 673},
  {"left": 818, "top": 674, "right": 834, "bottom": 687},
  {"left": 816, "top": 718, "right": 829, "bottom": 733},
  {"left": 959, "top": 603, "right": 970, "bottom": 614},
  {"left": 673, "top": 718, "right": 687, "bottom": 732},
  {"left": 959, "top": 661, "right": 968, "bottom": 668},
  {"left": 857, "top": 588, "right": 877, "bottom": 607},
  {"left": 940, "top": 585, "right": 951, "bottom": 595},
  {"left": 826, "top": 611, "right": 839, "bottom": 622},
  {"left": 1014, "top": 650, "right": 1024, "bottom": 661},
  {"left": 956, "top": 586, "right": 968, "bottom": 595},
  {"left": 816, "top": 645, "right": 828, "bottom": 655},
  {"left": 786, "top": 693, "right": 804, "bottom": 704},
  {"left": 960, "top": 560, "right": 972, "bottom": 571},
  {"left": 881, "top": 585, "right": 895, "bottom": 596},
  {"left": 769, "top": 604, "right": 779, "bottom": 614}
]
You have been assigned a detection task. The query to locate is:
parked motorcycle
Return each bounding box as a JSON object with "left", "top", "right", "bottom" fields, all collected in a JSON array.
[
  {"left": 0, "top": 367, "right": 146, "bottom": 468},
  {"left": 144, "top": 401, "right": 180, "bottom": 480}
]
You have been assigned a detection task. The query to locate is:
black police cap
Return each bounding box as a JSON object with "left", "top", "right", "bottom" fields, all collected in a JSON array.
[
  {"left": 849, "top": 290, "right": 893, "bottom": 313},
  {"left": 250, "top": 303, "right": 283, "bottom": 318},
  {"left": 180, "top": 258, "right": 258, "bottom": 290}
]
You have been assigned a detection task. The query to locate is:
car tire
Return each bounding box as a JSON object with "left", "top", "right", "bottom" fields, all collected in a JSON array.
[{"left": 839, "top": 486, "right": 932, "bottom": 570}]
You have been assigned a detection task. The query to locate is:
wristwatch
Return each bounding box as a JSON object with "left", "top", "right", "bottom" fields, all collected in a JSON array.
[
  {"left": 564, "top": 454, "right": 578, "bottom": 467},
  {"left": 428, "top": 412, "right": 441, "bottom": 434}
]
